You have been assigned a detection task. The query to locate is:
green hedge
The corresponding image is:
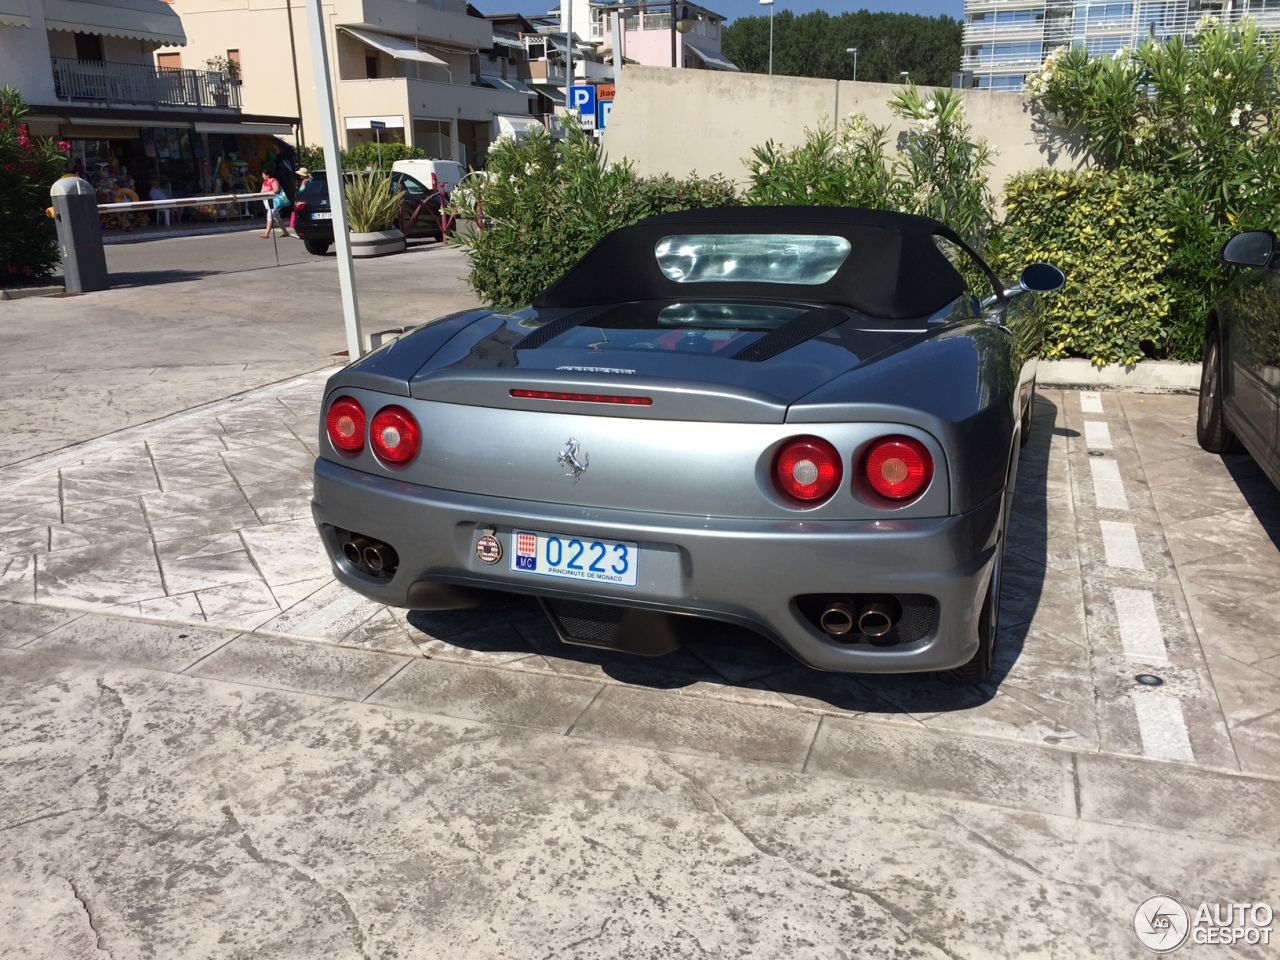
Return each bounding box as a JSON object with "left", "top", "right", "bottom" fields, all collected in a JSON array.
[{"left": 992, "top": 169, "right": 1176, "bottom": 368}]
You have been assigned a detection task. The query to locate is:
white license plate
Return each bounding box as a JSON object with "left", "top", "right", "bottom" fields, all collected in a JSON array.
[
  {"left": 510, "top": 530, "right": 639, "bottom": 588},
  {"left": 311, "top": 211, "right": 332, "bottom": 220}
]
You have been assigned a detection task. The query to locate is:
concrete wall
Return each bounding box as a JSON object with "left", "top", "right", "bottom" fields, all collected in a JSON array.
[{"left": 602, "top": 66, "right": 1087, "bottom": 196}]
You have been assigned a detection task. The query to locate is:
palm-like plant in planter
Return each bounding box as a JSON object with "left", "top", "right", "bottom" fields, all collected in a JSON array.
[{"left": 345, "top": 171, "right": 406, "bottom": 257}]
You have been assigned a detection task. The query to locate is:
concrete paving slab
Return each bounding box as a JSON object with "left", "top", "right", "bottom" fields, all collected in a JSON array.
[
  {"left": 5, "top": 613, "right": 1280, "bottom": 958},
  {"left": 806, "top": 714, "right": 1078, "bottom": 817},
  {"left": 187, "top": 633, "right": 408, "bottom": 701},
  {"left": 570, "top": 684, "right": 821, "bottom": 771},
  {"left": 367, "top": 657, "right": 604, "bottom": 731},
  {"left": 24, "top": 613, "right": 237, "bottom": 673}
]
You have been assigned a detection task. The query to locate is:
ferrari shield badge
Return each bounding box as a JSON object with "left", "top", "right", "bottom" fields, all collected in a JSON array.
[
  {"left": 557, "top": 438, "right": 589, "bottom": 483},
  {"left": 476, "top": 535, "right": 502, "bottom": 564}
]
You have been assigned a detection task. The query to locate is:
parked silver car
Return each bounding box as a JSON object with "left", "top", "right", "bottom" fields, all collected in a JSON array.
[{"left": 311, "top": 208, "right": 1063, "bottom": 683}]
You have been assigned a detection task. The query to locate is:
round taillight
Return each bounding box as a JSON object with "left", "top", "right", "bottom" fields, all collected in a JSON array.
[
  {"left": 325, "top": 396, "right": 365, "bottom": 452},
  {"left": 774, "top": 436, "right": 842, "bottom": 504},
  {"left": 862, "top": 436, "right": 933, "bottom": 501},
  {"left": 370, "top": 406, "right": 420, "bottom": 465}
]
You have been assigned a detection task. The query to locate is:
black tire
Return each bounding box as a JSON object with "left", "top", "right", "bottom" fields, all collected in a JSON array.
[
  {"left": 942, "top": 534, "right": 1003, "bottom": 685},
  {"left": 941, "top": 458, "right": 1015, "bottom": 685},
  {"left": 1196, "top": 325, "right": 1243, "bottom": 454},
  {"left": 303, "top": 238, "right": 330, "bottom": 256},
  {"left": 1019, "top": 378, "right": 1036, "bottom": 448}
]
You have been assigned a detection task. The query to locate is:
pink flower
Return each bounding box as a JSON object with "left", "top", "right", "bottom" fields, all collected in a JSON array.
[
  {"left": 21, "top": 266, "right": 33, "bottom": 276},
  {"left": 57, "top": 140, "right": 71, "bottom": 152},
  {"left": 3, "top": 163, "right": 14, "bottom": 173},
  {"left": 5, "top": 265, "right": 16, "bottom": 274}
]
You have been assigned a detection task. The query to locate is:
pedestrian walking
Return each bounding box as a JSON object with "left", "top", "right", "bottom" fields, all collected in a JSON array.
[
  {"left": 289, "top": 167, "right": 309, "bottom": 232},
  {"left": 259, "top": 171, "right": 291, "bottom": 239}
]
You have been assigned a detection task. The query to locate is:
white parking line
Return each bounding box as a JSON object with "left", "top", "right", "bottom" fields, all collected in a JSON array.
[
  {"left": 1133, "top": 694, "right": 1195, "bottom": 762},
  {"left": 1083, "top": 421, "right": 1113, "bottom": 450},
  {"left": 1080, "top": 391, "right": 1104, "bottom": 414},
  {"left": 1090, "top": 458, "right": 1130, "bottom": 511},
  {"left": 1099, "top": 520, "right": 1145, "bottom": 571},
  {"left": 1113, "top": 587, "right": 1170, "bottom": 665}
]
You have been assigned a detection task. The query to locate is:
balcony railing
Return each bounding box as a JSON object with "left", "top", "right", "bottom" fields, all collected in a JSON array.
[
  {"left": 964, "top": 5, "right": 1280, "bottom": 72},
  {"left": 51, "top": 57, "right": 243, "bottom": 110}
]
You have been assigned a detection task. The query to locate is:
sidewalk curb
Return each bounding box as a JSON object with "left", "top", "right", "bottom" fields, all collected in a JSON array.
[
  {"left": 1037, "top": 359, "right": 1201, "bottom": 395},
  {"left": 0, "top": 285, "right": 64, "bottom": 301}
]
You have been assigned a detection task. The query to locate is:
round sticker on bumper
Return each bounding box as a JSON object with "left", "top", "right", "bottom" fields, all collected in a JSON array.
[{"left": 476, "top": 535, "right": 502, "bottom": 564}]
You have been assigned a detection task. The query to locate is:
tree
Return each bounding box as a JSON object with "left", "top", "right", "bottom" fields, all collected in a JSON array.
[
  {"left": 723, "top": 9, "right": 962, "bottom": 86},
  {"left": 0, "top": 87, "right": 68, "bottom": 288}
]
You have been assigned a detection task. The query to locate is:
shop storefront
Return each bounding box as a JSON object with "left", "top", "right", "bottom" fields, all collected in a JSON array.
[{"left": 56, "top": 122, "right": 294, "bottom": 230}]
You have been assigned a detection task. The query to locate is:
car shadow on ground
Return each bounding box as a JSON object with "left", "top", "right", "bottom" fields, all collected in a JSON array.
[
  {"left": 105, "top": 269, "right": 220, "bottom": 287},
  {"left": 1223, "top": 452, "right": 1280, "bottom": 552},
  {"left": 406, "top": 396, "right": 1059, "bottom": 717}
]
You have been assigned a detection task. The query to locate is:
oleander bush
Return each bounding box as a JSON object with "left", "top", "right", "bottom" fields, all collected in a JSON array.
[
  {"left": 0, "top": 87, "right": 69, "bottom": 288},
  {"left": 991, "top": 169, "right": 1175, "bottom": 368},
  {"left": 743, "top": 88, "right": 996, "bottom": 255},
  {"left": 450, "top": 122, "right": 739, "bottom": 308},
  {"left": 1026, "top": 16, "right": 1280, "bottom": 361}
]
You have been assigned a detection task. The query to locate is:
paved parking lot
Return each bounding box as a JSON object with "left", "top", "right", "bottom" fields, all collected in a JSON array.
[
  {"left": 3, "top": 376, "right": 1278, "bottom": 778},
  {"left": 2, "top": 236, "right": 1279, "bottom": 957}
]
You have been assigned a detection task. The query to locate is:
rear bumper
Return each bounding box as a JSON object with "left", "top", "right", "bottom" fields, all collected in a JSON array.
[{"left": 311, "top": 458, "right": 1001, "bottom": 674}]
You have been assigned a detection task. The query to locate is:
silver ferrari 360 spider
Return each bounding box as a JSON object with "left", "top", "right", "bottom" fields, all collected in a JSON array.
[{"left": 311, "top": 208, "right": 1063, "bottom": 683}]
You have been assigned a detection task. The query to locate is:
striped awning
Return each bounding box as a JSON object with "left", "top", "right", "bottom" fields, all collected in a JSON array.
[
  {"left": 0, "top": 0, "right": 29, "bottom": 29},
  {"left": 43, "top": 0, "right": 186, "bottom": 45}
]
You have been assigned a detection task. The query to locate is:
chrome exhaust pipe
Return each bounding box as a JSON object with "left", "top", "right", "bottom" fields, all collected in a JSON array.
[
  {"left": 819, "top": 601, "right": 857, "bottom": 637},
  {"left": 857, "top": 602, "right": 895, "bottom": 638},
  {"left": 341, "top": 537, "right": 371, "bottom": 567},
  {"left": 362, "top": 541, "right": 398, "bottom": 574}
]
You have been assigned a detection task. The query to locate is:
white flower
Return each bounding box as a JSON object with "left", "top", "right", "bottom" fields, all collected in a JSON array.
[
  {"left": 1184, "top": 83, "right": 1191, "bottom": 94},
  {"left": 1133, "top": 135, "right": 1144, "bottom": 146},
  {"left": 805, "top": 185, "right": 814, "bottom": 195},
  {"left": 924, "top": 99, "right": 936, "bottom": 111},
  {"left": 1208, "top": 103, "right": 1217, "bottom": 115},
  {"left": 1231, "top": 107, "right": 1242, "bottom": 127},
  {"left": 757, "top": 162, "right": 770, "bottom": 175},
  {"left": 1244, "top": 102, "right": 1253, "bottom": 112}
]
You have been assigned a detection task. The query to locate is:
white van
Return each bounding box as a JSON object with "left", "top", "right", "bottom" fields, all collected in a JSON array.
[{"left": 391, "top": 159, "right": 466, "bottom": 193}]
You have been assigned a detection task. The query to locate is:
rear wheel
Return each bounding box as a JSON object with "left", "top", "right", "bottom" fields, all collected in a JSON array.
[
  {"left": 941, "top": 457, "right": 1015, "bottom": 686},
  {"left": 303, "top": 238, "right": 330, "bottom": 256},
  {"left": 1197, "top": 325, "right": 1243, "bottom": 453}
]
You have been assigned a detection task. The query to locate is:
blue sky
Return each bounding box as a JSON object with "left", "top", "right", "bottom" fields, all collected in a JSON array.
[{"left": 482, "top": 1, "right": 966, "bottom": 25}]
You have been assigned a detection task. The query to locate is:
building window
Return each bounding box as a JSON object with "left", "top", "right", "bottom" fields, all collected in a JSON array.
[
  {"left": 366, "top": 54, "right": 379, "bottom": 79},
  {"left": 227, "top": 49, "right": 240, "bottom": 78},
  {"left": 645, "top": 11, "right": 670, "bottom": 30},
  {"left": 156, "top": 52, "right": 182, "bottom": 71},
  {"left": 75, "top": 33, "right": 105, "bottom": 62}
]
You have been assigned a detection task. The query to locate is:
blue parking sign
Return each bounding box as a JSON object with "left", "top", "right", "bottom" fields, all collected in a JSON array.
[
  {"left": 598, "top": 99, "right": 614, "bottom": 131},
  {"left": 568, "top": 85, "right": 596, "bottom": 130}
]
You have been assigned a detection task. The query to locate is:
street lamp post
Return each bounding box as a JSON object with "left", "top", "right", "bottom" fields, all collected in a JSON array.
[
  {"left": 759, "top": 0, "right": 774, "bottom": 75},
  {"left": 847, "top": 46, "right": 857, "bottom": 82},
  {"left": 670, "top": 3, "right": 694, "bottom": 68}
]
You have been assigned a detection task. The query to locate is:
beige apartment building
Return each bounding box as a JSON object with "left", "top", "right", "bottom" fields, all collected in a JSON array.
[{"left": 157, "top": 0, "right": 532, "bottom": 166}]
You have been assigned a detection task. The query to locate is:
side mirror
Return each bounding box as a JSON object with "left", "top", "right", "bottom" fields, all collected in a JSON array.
[
  {"left": 1018, "top": 262, "right": 1066, "bottom": 294},
  {"left": 980, "top": 262, "right": 1066, "bottom": 312},
  {"left": 1221, "top": 230, "right": 1276, "bottom": 268}
]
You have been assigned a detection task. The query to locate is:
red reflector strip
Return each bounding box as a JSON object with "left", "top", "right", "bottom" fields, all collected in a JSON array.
[{"left": 510, "top": 389, "right": 653, "bottom": 406}]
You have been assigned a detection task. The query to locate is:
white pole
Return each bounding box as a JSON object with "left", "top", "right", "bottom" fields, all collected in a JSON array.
[
  {"left": 304, "top": 0, "right": 364, "bottom": 359},
  {"left": 565, "top": 0, "right": 573, "bottom": 85},
  {"left": 610, "top": 6, "right": 623, "bottom": 78}
]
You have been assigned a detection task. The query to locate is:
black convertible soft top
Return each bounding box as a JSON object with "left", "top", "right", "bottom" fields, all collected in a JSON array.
[{"left": 533, "top": 206, "right": 974, "bottom": 320}]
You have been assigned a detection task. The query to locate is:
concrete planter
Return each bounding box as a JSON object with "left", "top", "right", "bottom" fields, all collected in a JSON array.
[{"left": 350, "top": 228, "right": 406, "bottom": 258}]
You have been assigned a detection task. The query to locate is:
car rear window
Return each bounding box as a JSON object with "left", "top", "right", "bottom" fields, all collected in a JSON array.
[
  {"left": 538, "top": 301, "right": 809, "bottom": 356},
  {"left": 654, "top": 234, "right": 852, "bottom": 285}
]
